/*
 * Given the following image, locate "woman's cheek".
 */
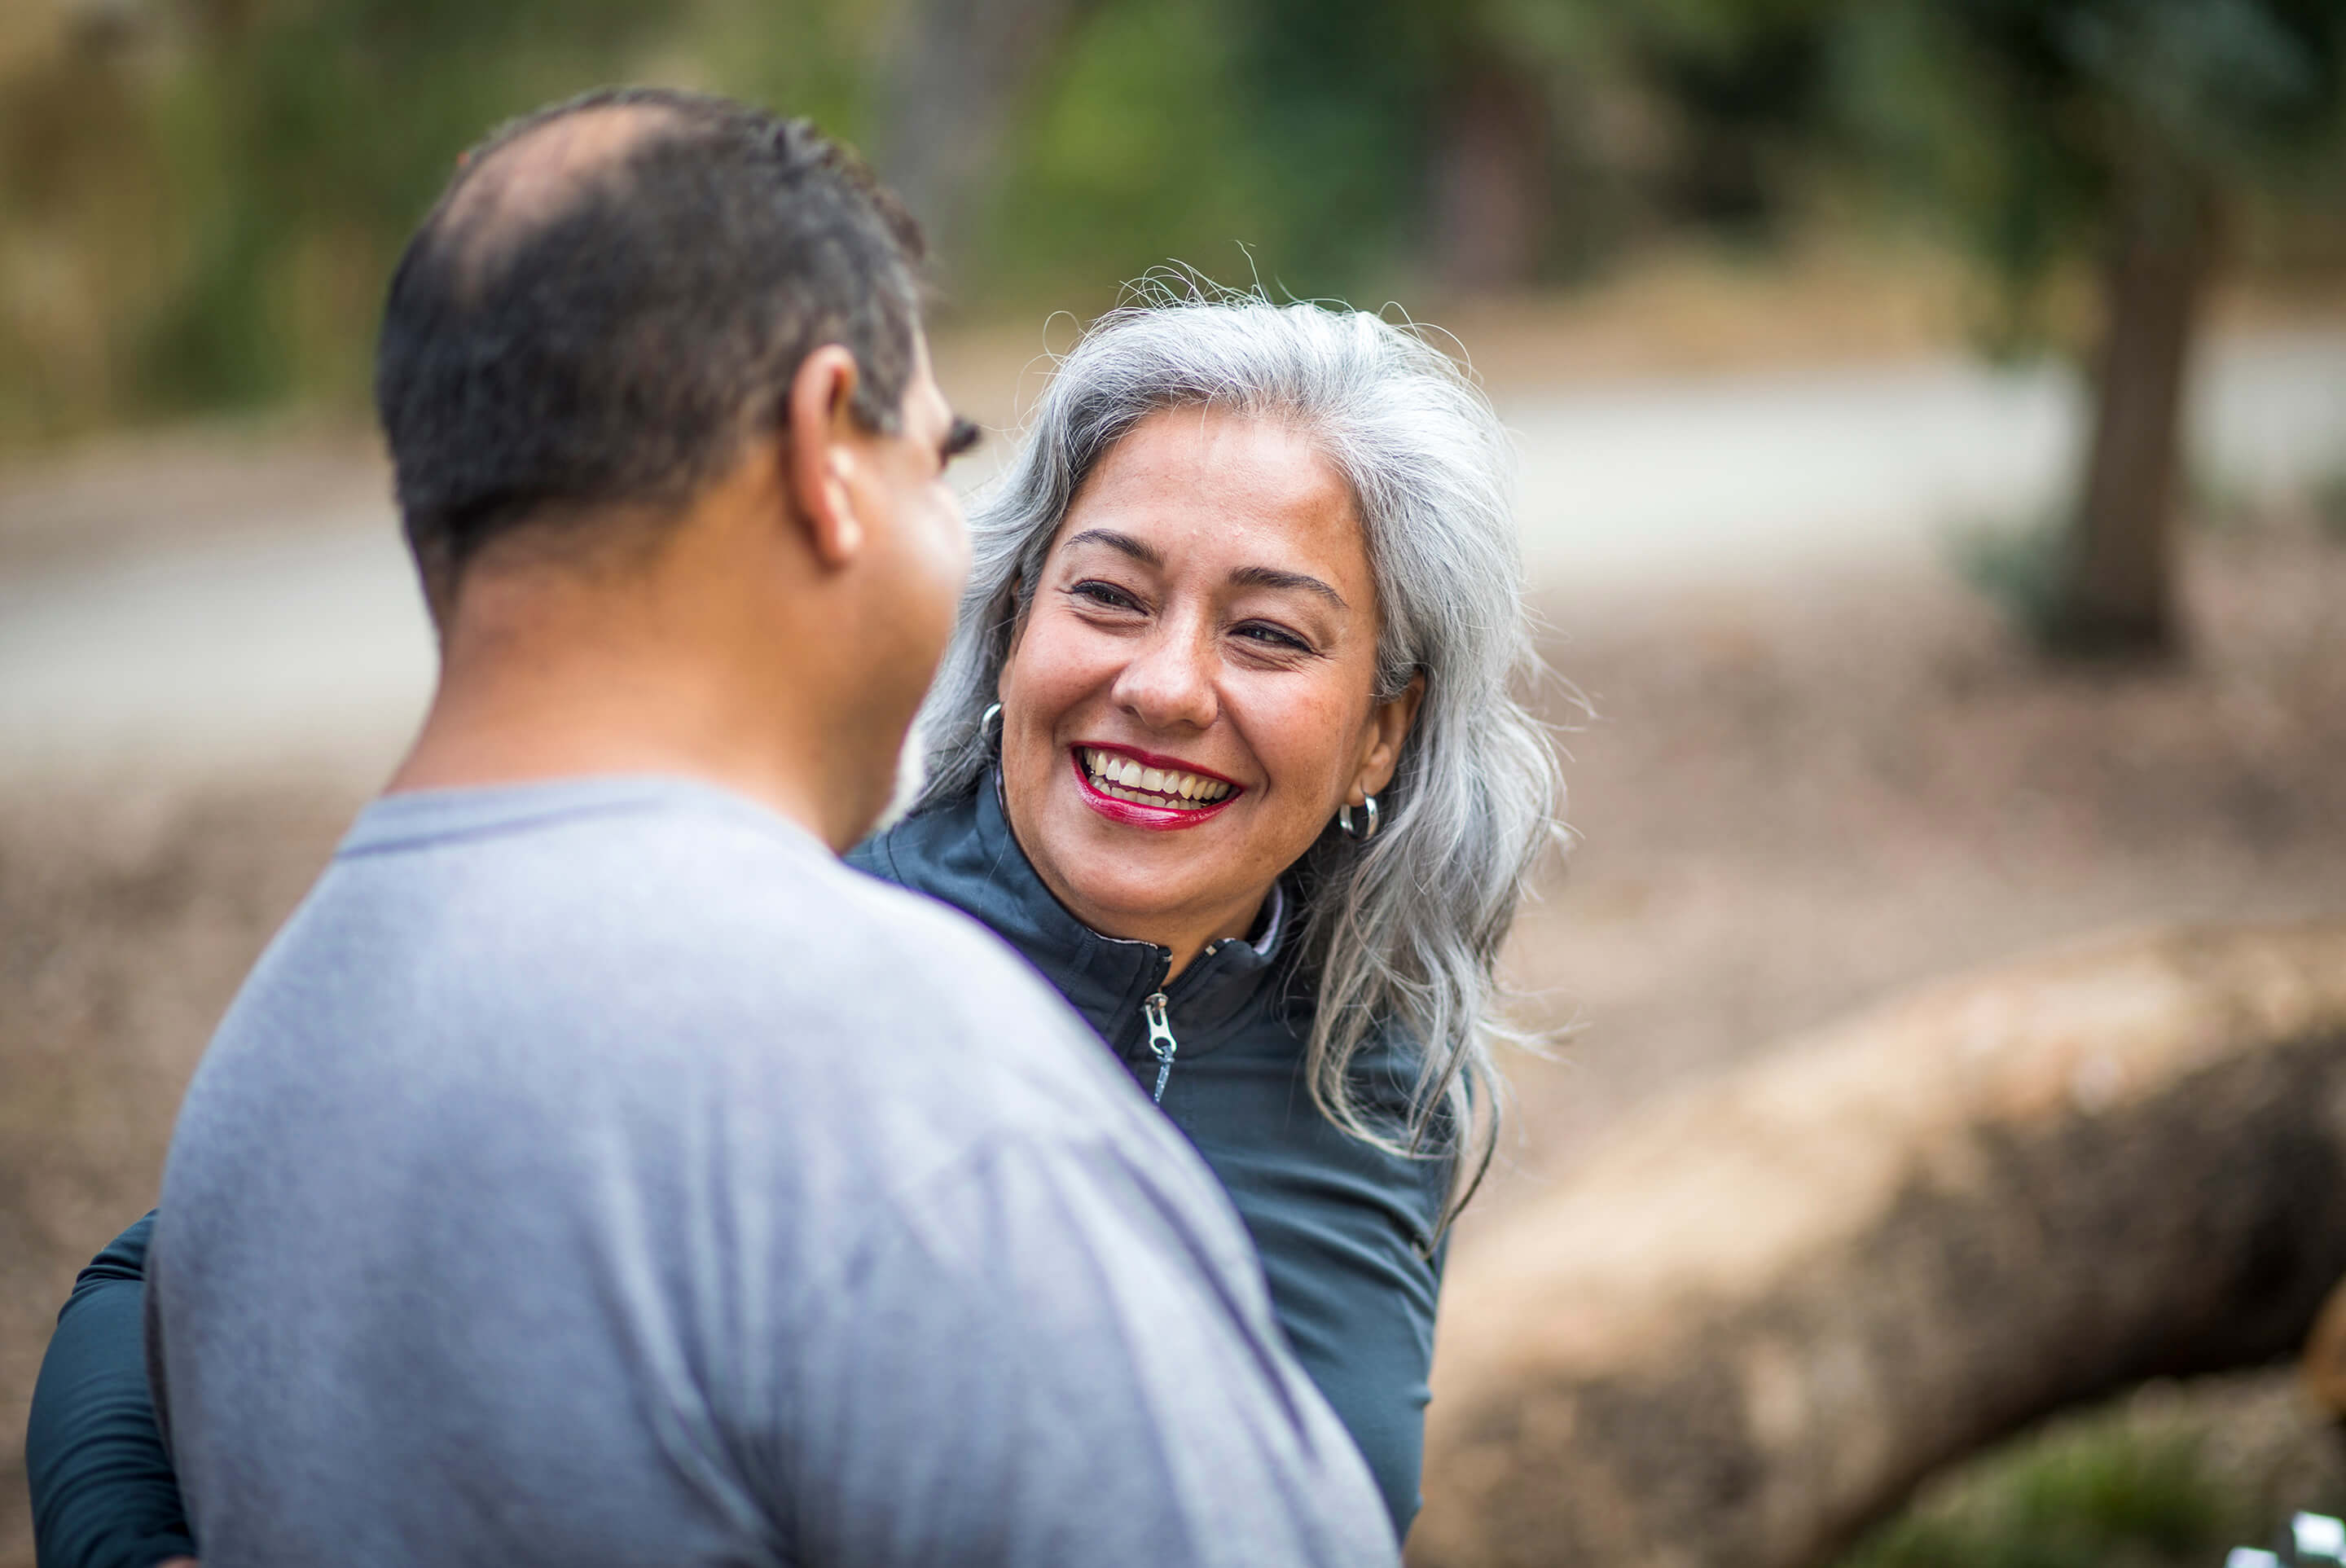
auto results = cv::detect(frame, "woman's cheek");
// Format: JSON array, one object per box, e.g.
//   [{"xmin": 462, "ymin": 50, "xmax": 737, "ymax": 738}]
[{"xmin": 1254, "ymin": 682, "xmax": 1361, "ymax": 801}]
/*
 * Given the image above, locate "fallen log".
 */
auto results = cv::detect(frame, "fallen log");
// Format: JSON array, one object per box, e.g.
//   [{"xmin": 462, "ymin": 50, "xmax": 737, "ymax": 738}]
[{"xmin": 1414, "ymin": 920, "xmax": 2346, "ymax": 1568}]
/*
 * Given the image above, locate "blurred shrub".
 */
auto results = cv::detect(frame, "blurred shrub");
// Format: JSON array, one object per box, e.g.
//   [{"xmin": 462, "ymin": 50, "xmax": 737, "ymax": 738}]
[
  {"xmin": 1945, "ymin": 510, "xmax": 2072, "ymax": 637},
  {"xmin": 1839, "ymin": 1423, "xmax": 2239, "ymax": 1568},
  {"xmin": 2316, "ymin": 469, "xmax": 2346, "ymax": 542},
  {"xmin": 1838, "ymin": 1369, "xmax": 2346, "ymax": 1568}
]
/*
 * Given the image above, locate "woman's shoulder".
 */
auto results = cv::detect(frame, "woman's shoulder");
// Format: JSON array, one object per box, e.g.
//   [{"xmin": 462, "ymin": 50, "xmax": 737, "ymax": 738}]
[{"xmin": 846, "ymin": 788, "xmax": 985, "ymax": 895}]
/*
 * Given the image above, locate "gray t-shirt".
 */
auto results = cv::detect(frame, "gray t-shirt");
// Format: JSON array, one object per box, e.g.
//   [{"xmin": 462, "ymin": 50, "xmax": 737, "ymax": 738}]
[{"xmin": 149, "ymin": 779, "xmax": 1394, "ymax": 1566}]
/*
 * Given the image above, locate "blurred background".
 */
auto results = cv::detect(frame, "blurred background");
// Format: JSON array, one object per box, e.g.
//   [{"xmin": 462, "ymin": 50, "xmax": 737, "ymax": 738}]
[{"xmin": 3, "ymin": 1, "xmax": 2345, "ymax": 1563}]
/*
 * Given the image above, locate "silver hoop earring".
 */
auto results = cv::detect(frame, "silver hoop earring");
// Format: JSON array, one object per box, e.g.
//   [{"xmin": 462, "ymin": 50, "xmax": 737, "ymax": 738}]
[
  {"xmin": 980, "ymin": 703, "xmax": 1003, "ymax": 743},
  {"xmin": 1338, "ymin": 794, "xmax": 1379, "ymax": 841}
]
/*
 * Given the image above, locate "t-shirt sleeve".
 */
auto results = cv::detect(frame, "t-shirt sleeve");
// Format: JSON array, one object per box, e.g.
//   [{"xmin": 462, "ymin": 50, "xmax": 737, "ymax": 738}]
[
  {"xmin": 27, "ymin": 1212, "xmax": 199, "ymax": 1568},
  {"xmin": 769, "ymin": 1137, "xmax": 1398, "ymax": 1568}
]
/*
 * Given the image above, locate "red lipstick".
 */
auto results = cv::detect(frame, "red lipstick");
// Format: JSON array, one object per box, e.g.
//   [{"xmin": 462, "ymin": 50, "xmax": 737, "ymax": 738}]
[{"xmin": 1070, "ymin": 745, "xmax": 1241, "ymax": 832}]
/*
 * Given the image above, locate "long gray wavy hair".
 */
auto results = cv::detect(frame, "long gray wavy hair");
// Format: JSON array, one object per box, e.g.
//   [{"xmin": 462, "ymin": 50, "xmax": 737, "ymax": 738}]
[{"xmin": 914, "ymin": 284, "xmax": 1562, "ymax": 1218}]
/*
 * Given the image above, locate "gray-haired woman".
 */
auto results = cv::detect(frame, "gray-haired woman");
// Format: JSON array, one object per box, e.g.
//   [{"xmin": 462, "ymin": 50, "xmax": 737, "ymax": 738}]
[
  {"xmin": 875, "ymin": 290, "xmax": 1561, "ymax": 1531},
  {"xmin": 27, "ymin": 291, "xmax": 1560, "ymax": 1555}
]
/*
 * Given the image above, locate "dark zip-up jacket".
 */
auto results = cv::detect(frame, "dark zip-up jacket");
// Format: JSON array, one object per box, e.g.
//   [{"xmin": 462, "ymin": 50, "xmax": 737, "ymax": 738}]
[
  {"xmin": 855, "ymin": 779, "xmax": 1450, "ymax": 1532},
  {"xmin": 25, "ymin": 776, "xmax": 1447, "ymax": 1565}
]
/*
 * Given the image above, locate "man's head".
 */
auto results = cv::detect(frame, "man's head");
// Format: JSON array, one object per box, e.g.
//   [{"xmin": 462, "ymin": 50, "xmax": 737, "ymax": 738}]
[{"xmin": 376, "ymin": 90, "xmax": 978, "ymax": 843}]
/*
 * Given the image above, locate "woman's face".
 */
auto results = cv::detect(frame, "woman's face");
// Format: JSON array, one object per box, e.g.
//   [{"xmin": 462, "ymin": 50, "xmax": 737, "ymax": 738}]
[{"xmin": 996, "ymin": 407, "xmax": 1421, "ymax": 973}]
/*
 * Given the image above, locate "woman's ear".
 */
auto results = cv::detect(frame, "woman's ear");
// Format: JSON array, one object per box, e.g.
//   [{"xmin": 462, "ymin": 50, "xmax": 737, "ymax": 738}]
[
  {"xmin": 1351, "ymin": 672, "xmax": 1426, "ymax": 804},
  {"xmin": 783, "ymin": 345, "xmax": 868, "ymax": 569}
]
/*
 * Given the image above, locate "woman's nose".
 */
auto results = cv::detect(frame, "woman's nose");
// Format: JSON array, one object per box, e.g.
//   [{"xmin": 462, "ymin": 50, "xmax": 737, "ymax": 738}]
[{"xmin": 1111, "ymin": 626, "xmax": 1219, "ymax": 731}]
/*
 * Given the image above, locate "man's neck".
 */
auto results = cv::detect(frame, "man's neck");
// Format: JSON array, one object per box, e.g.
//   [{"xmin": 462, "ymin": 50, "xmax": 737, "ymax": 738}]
[{"xmin": 389, "ymin": 586, "xmax": 843, "ymax": 846}]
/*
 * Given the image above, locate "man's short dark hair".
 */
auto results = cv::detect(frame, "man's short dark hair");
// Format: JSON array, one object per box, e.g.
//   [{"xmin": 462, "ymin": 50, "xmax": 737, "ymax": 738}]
[{"xmin": 375, "ymin": 87, "xmax": 925, "ymax": 601}]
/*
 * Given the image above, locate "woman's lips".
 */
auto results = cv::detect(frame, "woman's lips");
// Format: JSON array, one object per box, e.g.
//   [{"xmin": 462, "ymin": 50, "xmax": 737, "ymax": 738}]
[{"xmin": 1070, "ymin": 748, "xmax": 1240, "ymax": 831}]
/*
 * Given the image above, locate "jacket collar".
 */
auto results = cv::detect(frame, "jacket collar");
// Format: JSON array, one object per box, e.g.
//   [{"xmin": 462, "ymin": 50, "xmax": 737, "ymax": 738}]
[{"xmin": 856, "ymin": 774, "xmax": 1299, "ymax": 1058}]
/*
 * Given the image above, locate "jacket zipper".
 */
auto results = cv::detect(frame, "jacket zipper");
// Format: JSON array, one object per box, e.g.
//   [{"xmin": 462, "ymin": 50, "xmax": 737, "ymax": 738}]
[
  {"xmin": 1136, "ymin": 934, "xmax": 1237, "ymax": 1103},
  {"xmin": 1141, "ymin": 990, "xmax": 1179, "ymax": 1102}
]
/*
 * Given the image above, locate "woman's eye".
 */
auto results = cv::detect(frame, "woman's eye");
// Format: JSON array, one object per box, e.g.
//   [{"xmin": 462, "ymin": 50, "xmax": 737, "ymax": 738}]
[
  {"xmin": 1235, "ymin": 622, "xmax": 1311, "ymax": 653},
  {"xmin": 1069, "ymin": 581, "xmax": 1142, "ymax": 612}
]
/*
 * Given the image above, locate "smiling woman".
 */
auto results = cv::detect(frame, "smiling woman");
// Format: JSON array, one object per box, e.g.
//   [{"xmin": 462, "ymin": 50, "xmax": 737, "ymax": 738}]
[
  {"xmin": 862, "ymin": 285, "xmax": 1565, "ymax": 1535},
  {"xmin": 999, "ymin": 408, "xmax": 1426, "ymax": 980}
]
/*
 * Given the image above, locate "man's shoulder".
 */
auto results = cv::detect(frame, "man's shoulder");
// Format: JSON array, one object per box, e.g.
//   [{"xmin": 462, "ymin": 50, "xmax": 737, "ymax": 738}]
[
  {"xmin": 355, "ymin": 780, "xmax": 1044, "ymax": 1003},
  {"xmin": 192, "ymin": 778, "xmax": 1167, "ymax": 1227},
  {"xmin": 250, "ymin": 781, "xmax": 1104, "ymax": 1110}
]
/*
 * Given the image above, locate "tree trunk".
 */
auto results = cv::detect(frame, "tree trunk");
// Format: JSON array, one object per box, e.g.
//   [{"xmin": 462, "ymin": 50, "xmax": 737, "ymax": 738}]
[
  {"xmin": 871, "ymin": 0, "xmax": 1106, "ymax": 283},
  {"xmin": 2049, "ymin": 147, "xmax": 2218, "ymax": 659},
  {"xmin": 1430, "ymin": 55, "xmax": 1550, "ymax": 292},
  {"xmin": 1411, "ymin": 920, "xmax": 2346, "ymax": 1568}
]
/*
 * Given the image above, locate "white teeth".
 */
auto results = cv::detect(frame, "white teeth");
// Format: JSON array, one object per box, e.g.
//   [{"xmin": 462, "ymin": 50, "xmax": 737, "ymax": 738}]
[{"xmin": 1081, "ymin": 750, "xmax": 1237, "ymax": 808}]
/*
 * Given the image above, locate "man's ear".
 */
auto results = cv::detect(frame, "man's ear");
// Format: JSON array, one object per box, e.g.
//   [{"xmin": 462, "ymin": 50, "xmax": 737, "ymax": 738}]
[
  {"xmin": 1351, "ymin": 672, "xmax": 1426, "ymax": 804},
  {"xmin": 783, "ymin": 345, "xmax": 868, "ymax": 569}
]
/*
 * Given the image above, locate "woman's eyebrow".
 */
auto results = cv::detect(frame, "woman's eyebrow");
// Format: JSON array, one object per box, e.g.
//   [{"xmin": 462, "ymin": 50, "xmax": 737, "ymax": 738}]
[
  {"xmin": 1061, "ymin": 529, "xmax": 1347, "ymax": 609},
  {"xmin": 1061, "ymin": 527, "xmax": 1162, "ymax": 568},
  {"xmin": 1229, "ymin": 563, "xmax": 1347, "ymax": 610}
]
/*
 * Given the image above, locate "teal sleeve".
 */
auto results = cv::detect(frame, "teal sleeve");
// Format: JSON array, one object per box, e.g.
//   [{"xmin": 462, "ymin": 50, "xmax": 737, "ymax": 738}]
[{"xmin": 27, "ymin": 1212, "xmax": 197, "ymax": 1568}]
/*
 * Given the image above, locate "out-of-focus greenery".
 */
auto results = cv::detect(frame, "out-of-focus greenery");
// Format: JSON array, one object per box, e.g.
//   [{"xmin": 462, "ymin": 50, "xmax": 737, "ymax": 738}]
[
  {"xmin": 2, "ymin": 0, "xmax": 2340, "ymax": 450},
  {"xmin": 1829, "ymin": 0, "xmax": 2346, "ymax": 355},
  {"xmin": 2315, "ymin": 470, "xmax": 2346, "ymax": 542},
  {"xmin": 0, "ymin": 0, "xmax": 882, "ymax": 446},
  {"xmin": 1946, "ymin": 508, "xmax": 2073, "ymax": 631},
  {"xmin": 1839, "ymin": 1424, "xmax": 2239, "ymax": 1568},
  {"xmin": 1834, "ymin": 1374, "xmax": 2346, "ymax": 1568},
  {"xmin": 0, "ymin": 0, "xmax": 1877, "ymax": 446}
]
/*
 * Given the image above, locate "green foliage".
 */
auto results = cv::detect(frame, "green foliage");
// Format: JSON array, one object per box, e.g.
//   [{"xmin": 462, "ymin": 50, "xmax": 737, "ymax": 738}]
[
  {"xmin": 1828, "ymin": 0, "xmax": 2346, "ymax": 348},
  {"xmin": 974, "ymin": 1, "xmax": 1272, "ymax": 311},
  {"xmin": 131, "ymin": 0, "xmax": 681, "ymax": 415},
  {"xmin": 1222, "ymin": 0, "xmax": 1456, "ymax": 287},
  {"xmin": 4, "ymin": 0, "xmax": 2342, "ymax": 449},
  {"xmin": 0, "ymin": 0, "xmax": 881, "ymax": 444},
  {"xmin": 2315, "ymin": 468, "xmax": 2346, "ymax": 542},
  {"xmin": 1945, "ymin": 508, "xmax": 2072, "ymax": 637},
  {"xmin": 1839, "ymin": 1421, "xmax": 2243, "ymax": 1568},
  {"xmin": 972, "ymin": 0, "xmax": 1465, "ymax": 310}
]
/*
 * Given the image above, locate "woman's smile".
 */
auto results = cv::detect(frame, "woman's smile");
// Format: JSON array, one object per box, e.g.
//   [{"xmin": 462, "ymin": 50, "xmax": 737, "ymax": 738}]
[{"xmin": 1071, "ymin": 743, "xmax": 1241, "ymax": 829}]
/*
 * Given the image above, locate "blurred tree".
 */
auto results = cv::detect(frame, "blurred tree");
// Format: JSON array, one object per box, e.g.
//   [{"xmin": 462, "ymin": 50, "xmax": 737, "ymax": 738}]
[
  {"xmin": 1833, "ymin": 0, "xmax": 2345, "ymax": 658},
  {"xmin": 1486, "ymin": 0, "xmax": 1833, "ymax": 259},
  {"xmin": 1492, "ymin": 0, "xmax": 2343, "ymax": 658},
  {"xmin": 140, "ymin": 0, "xmax": 676, "ymax": 413},
  {"xmin": 9, "ymin": 0, "xmax": 2340, "ymax": 472},
  {"xmin": 872, "ymin": 0, "xmax": 1109, "ymax": 276},
  {"xmin": 1427, "ymin": 38, "xmax": 1552, "ymax": 291}
]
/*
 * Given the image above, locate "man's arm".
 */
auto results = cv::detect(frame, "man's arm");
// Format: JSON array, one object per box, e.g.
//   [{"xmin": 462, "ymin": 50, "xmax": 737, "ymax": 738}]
[
  {"xmin": 775, "ymin": 1136, "xmax": 1398, "ymax": 1567},
  {"xmin": 27, "ymin": 1212, "xmax": 200, "ymax": 1568}
]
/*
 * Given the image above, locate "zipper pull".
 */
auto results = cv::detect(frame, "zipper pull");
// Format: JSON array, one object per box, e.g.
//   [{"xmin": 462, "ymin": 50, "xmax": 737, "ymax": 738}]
[{"xmin": 1141, "ymin": 991, "xmax": 1179, "ymax": 1103}]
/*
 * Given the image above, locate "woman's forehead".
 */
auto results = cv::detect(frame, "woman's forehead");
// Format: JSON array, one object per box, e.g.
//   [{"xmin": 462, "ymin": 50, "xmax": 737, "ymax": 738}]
[{"xmin": 1059, "ymin": 408, "xmax": 1366, "ymax": 577}]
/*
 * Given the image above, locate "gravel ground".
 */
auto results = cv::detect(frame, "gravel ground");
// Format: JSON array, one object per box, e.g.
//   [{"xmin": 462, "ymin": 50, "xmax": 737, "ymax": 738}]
[{"xmin": 3, "ymin": 512, "xmax": 2343, "ymax": 1562}]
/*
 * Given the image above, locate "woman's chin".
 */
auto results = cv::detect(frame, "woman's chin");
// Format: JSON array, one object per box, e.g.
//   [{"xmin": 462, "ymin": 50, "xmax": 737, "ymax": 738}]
[{"xmin": 1047, "ymin": 858, "xmax": 1228, "ymax": 943}]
